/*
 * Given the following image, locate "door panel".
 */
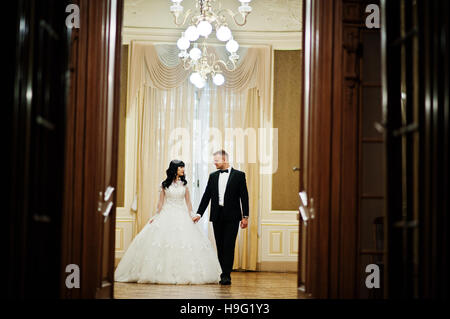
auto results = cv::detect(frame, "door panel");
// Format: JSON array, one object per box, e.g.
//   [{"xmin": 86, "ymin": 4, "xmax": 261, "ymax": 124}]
[
  {"xmin": 8, "ymin": 0, "xmax": 71, "ymax": 299},
  {"xmin": 61, "ymin": 0, "xmax": 123, "ymax": 299},
  {"xmin": 381, "ymin": 0, "xmax": 450, "ymax": 299},
  {"xmin": 300, "ymin": 0, "xmax": 384, "ymax": 298}
]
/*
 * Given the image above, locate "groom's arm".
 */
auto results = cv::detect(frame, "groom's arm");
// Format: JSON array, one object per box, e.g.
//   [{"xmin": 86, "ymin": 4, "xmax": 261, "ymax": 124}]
[
  {"xmin": 196, "ymin": 174, "xmax": 213, "ymax": 217},
  {"xmin": 240, "ymin": 172, "xmax": 249, "ymax": 218}
]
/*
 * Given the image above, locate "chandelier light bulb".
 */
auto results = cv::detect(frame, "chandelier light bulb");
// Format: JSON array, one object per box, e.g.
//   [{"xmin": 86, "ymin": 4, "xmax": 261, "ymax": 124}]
[
  {"xmin": 213, "ymin": 73, "xmax": 225, "ymax": 86},
  {"xmin": 185, "ymin": 25, "xmax": 199, "ymax": 41},
  {"xmin": 226, "ymin": 39, "xmax": 239, "ymax": 53},
  {"xmin": 190, "ymin": 72, "xmax": 206, "ymax": 89},
  {"xmin": 238, "ymin": 0, "xmax": 252, "ymax": 14},
  {"xmin": 169, "ymin": 1, "xmax": 184, "ymax": 18},
  {"xmin": 238, "ymin": 5, "xmax": 252, "ymax": 14},
  {"xmin": 190, "ymin": 72, "xmax": 202, "ymax": 85},
  {"xmin": 195, "ymin": 79, "xmax": 206, "ymax": 88},
  {"xmin": 189, "ymin": 47, "xmax": 202, "ymax": 60},
  {"xmin": 197, "ymin": 20, "xmax": 212, "ymax": 37},
  {"xmin": 177, "ymin": 36, "xmax": 190, "ymax": 50},
  {"xmin": 170, "ymin": 4, "xmax": 183, "ymax": 15},
  {"xmin": 216, "ymin": 25, "xmax": 232, "ymax": 42},
  {"xmin": 169, "ymin": 0, "xmax": 252, "ymax": 89}
]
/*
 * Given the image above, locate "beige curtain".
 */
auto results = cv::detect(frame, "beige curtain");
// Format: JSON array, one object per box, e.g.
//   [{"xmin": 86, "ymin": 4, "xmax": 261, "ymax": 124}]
[
  {"xmin": 207, "ymin": 86, "xmax": 261, "ymax": 271},
  {"xmin": 128, "ymin": 41, "xmax": 271, "ymax": 116},
  {"xmin": 134, "ymin": 85, "xmax": 196, "ymax": 233},
  {"xmin": 236, "ymin": 89, "xmax": 260, "ymax": 271},
  {"xmin": 127, "ymin": 41, "xmax": 271, "ymax": 271}
]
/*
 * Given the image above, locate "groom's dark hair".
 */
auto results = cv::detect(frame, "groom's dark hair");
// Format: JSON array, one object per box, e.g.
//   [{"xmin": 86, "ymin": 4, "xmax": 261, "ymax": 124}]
[{"xmin": 213, "ymin": 149, "xmax": 229, "ymax": 159}]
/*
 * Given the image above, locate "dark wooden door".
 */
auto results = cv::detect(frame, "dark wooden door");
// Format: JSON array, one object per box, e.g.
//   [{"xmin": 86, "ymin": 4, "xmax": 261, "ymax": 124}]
[
  {"xmin": 300, "ymin": 0, "xmax": 335, "ymax": 298},
  {"xmin": 94, "ymin": 0, "xmax": 122, "ymax": 299},
  {"xmin": 8, "ymin": 0, "xmax": 123, "ymax": 299},
  {"xmin": 300, "ymin": 0, "xmax": 384, "ymax": 298},
  {"xmin": 301, "ymin": 0, "xmax": 449, "ymax": 299},
  {"xmin": 7, "ymin": 0, "xmax": 71, "ymax": 299},
  {"xmin": 61, "ymin": 0, "xmax": 123, "ymax": 299},
  {"xmin": 381, "ymin": 0, "xmax": 450, "ymax": 299}
]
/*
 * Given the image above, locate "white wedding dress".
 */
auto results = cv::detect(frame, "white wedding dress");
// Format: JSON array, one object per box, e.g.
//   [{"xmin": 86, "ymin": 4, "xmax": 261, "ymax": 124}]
[{"xmin": 114, "ymin": 180, "xmax": 222, "ymax": 284}]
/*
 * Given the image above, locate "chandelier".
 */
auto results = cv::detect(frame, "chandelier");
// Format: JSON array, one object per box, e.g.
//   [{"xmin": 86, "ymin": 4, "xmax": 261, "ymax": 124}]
[{"xmin": 169, "ymin": 0, "xmax": 252, "ymax": 88}]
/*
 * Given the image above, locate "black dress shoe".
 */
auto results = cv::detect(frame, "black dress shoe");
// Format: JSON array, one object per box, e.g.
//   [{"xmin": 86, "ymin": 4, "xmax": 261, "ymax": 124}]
[
  {"xmin": 219, "ymin": 275, "xmax": 231, "ymax": 285},
  {"xmin": 219, "ymin": 278, "xmax": 231, "ymax": 285}
]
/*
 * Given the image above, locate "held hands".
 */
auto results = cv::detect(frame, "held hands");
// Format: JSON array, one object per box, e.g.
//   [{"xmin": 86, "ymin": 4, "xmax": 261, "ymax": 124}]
[{"xmin": 189, "ymin": 211, "xmax": 200, "ymax": 223}]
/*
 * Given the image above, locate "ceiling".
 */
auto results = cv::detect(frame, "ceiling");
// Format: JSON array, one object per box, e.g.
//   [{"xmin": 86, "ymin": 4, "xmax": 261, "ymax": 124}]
[
  {"xmin": 124, "ymin": 0, "xmax": 301, "ymax": 32},
  {"xmin": 123, "ymin": 0, "xmax": 302, "ymax": 49}
]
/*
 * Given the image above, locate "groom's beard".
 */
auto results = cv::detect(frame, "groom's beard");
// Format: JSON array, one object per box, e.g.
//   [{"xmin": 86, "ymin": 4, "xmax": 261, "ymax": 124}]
[{"xmin": 215, "ymin": 164, "xmax": 229, "ymax": 170}]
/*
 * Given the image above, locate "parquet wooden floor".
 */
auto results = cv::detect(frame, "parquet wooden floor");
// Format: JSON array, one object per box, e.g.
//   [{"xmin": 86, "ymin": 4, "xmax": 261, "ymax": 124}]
[{"xmin": 114, "ymin": 271, "xmax": 311, "ymax": 299}]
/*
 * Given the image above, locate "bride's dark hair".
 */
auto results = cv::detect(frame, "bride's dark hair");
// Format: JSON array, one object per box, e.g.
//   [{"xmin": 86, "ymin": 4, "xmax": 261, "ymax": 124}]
[{"xmin": 162, "ymin": 160, "xmax": 187, "ymax": 189}]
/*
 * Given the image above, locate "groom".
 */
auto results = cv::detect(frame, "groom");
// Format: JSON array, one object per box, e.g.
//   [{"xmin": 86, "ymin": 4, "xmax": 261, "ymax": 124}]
[{"xmin": 193, "ymin": 150, "xmax": 249, "ymax": 285}]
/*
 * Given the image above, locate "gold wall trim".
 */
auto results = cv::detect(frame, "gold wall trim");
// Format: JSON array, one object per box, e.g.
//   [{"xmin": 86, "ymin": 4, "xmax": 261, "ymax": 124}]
[
  {"xmin": 115, "ymin": 228, "xmax": 124, "ymax": 251},
  {"xmin": 269, "ymin": 231, "xmax": 283, "ymax": 254},
  {"xmin": 289, "ymin": 231, "xmax": 299, "ymax": 255}
]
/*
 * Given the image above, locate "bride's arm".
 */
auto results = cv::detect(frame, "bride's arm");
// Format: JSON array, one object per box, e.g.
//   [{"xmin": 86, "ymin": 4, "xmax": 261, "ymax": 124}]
[
  {"xmin": 149, "ymin": 186, "xmax": 165, "ymax": 223},
  {"xmin": 185, "ymin": 186, "xmax": 194, "ymax": 217},
  {"xmin": 156, "ymin": 186, "xmax": 165, "ymax": 214}
]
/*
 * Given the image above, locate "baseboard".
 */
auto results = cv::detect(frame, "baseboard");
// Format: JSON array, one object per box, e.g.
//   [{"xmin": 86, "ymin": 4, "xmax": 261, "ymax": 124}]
[{"xmin": 256, "ymin": 261, "xmax": 298, "ymax": 272}]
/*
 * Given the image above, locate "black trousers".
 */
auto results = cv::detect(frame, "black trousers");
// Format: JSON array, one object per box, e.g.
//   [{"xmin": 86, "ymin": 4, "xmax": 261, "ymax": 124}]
[{"xmin": 212, "ymin": 206, "xmax": 240, "ymax": 277}]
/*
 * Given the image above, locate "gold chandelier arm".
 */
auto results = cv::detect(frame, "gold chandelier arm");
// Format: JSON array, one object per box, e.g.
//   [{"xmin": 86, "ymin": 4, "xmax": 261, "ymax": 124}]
[
  {"xmin": 218, "ymin": 8, "xmax": 249, "ymax": 27},
  {"xmin": 173, "ymin": 9, "xmax": 193, "ymax": 27},
  {"xmin": 215, "ymin": 58, "xmax": 236, "ymax": 72},
  {"xmin": 183, "ymin": 58, "xmax": 195, "ymax": 70}
]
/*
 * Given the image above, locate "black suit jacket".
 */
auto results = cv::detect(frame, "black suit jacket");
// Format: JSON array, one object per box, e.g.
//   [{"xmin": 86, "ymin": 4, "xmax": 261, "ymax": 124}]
[{"xmin": 196, "ymin": 168, "xmax": 249, "ymax": 223}]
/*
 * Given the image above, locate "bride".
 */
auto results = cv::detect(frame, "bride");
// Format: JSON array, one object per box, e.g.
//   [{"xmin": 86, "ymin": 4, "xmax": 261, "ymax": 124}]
[{"xmin": 114, "ymin": 160, "xmax": 222, "ymax": 284}]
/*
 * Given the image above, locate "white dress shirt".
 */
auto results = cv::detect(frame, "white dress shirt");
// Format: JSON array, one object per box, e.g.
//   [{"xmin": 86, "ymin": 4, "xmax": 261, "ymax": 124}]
[{"xmin": 218, "ymin": 166, "xmax": 232, "ymax": 206}]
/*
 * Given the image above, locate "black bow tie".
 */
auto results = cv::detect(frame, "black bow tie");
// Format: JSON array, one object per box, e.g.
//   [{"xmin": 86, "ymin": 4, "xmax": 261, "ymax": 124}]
[{"xmin": 219, "ymin": 169, "xmax": 229, "ymax": 173}]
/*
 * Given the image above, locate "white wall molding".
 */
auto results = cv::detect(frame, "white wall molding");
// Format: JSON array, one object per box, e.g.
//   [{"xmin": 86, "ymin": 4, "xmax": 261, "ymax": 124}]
[
  {"xmin": 260, "ymin": 224, "xmax": 299, "ymax": 262},
  {"xmin": 271, "ymin": 210, "xmax": 299, "ymax": 214},
  {"xmin": 261, "ymin": 220, "xmax": 299, "ymax": 226}
]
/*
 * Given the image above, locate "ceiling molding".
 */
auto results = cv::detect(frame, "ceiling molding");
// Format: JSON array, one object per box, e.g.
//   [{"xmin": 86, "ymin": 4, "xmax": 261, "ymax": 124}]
[{"xmin": 122, "ymin": 27, "xmax": 302, "ymax": 50}]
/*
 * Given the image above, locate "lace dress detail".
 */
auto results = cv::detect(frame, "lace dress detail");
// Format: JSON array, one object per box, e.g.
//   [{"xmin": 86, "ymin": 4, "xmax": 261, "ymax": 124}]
[{"xmin": 114, "ymin": 181, "xmax": 221, "ymax": 284}]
